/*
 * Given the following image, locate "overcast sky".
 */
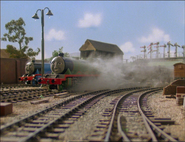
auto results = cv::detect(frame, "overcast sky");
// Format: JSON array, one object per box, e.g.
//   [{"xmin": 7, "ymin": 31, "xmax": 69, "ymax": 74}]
[{"xmin": 1, "ymin": 1, "xmax": 185, "ymax": 61}]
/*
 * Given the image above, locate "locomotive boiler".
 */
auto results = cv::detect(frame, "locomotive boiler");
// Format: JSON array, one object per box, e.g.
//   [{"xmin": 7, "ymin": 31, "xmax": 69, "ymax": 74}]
[
  {"xmin": 19, "ymin": 59, "xmax": 51, "ymax": 85},
  {"xmin": 38, "ymin": 53, "xmax": 99, "ymax": 91}
]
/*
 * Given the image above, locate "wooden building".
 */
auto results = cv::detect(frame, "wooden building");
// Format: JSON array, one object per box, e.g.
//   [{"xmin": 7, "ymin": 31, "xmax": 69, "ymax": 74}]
[
  {"xmin": 174, "ymin": 63, "xmax": 185, "ymax": 80},
  {"xmin": 79, "ymin": 39, "xmax": 124, "ymax": 60}
]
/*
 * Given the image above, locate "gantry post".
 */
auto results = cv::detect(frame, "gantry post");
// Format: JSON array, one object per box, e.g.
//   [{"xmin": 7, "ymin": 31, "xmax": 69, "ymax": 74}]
[
  {"xmin": 153, "ymin": 42, "xmax": 160, "ymax": 58},
  {"xmin": 159, "ymin": 44, "xmax": 167, "ymax": 58},
  {"xmin": 140, "ymin": 45, "xmax": 146, "ymax": 59},
  {"xmin": 182, "ymin": 45, "xmax": 185, "ymax": 57},
  {"xmin": 174, "ymin": 42, "xmax": 180, "ymax": 57},
  {"xmin": 167, "ymin": 41, "xmax": 174, "ymax": 58},
  {"xmin": 147, "ymin": 43, "xmax": 153, "ymax": 59}
]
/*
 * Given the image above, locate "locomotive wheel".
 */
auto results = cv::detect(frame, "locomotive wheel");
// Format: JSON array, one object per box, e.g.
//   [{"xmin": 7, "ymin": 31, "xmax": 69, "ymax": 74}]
[
  {"xmin": 47, "ymin": 85, "xmax": 55, "ymax": 92},
  {"xmin": 26, "ymin": 81, "xmax": 31, "ymax": 85},
  {"xmin": 47, "ymin": 85, "xmax": 51, "ymax": 91}
]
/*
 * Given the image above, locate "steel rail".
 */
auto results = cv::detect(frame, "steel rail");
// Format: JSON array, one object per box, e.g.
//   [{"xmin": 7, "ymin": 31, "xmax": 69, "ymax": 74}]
[
  {"xmin": 104, "ymin": 91, "xmax": 126, "ymax": 142},
  {"xmin": 20, "ymin": 89, "xmax": 129, "ymax": 142},
  {"xmin": 104, "ymin": 87, "xmax": 149, "ymax": 142},
  {"xmin": 137, "ymin": 89, "xmax": 159, "ymax": 142},
  {"xmin": 19, "ymin": 92, "xmax": 103, "ymax": 142},
  {"xmin": 0, "ymin": 90, "xmax": 106, "ymax": 134},
  {"xmin": 117, "ymin": 113, "xmax": 130, "ymax": 142},
  {"xmin": 138, "ymin": 90, "xmax": 178, "ymax": 142},
  {"xmin": 1, "ymin": 90, "xmax": 115, "ymax": 142}
]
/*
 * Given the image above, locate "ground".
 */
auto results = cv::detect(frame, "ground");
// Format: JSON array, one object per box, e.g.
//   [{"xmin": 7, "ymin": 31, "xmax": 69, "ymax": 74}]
[{"xmin": 0, "ymin": 89, "xmax": 185, "ymax": 141}]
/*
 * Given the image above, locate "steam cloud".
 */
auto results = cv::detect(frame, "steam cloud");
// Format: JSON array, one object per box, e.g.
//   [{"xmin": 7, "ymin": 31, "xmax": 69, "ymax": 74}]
[{"xmin": 69, "ymin": 56, "xmax": 173, "ymax": 92}]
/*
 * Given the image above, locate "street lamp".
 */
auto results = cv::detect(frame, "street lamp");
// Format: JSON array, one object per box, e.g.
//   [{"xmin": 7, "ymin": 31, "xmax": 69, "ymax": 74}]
[{"xmin": 32, "ymin": 7, "xmax": 53, "ymax": 77}]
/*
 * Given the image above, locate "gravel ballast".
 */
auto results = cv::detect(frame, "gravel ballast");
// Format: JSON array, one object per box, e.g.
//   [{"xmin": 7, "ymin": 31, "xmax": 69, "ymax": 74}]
[
  {"xmin": 0, "ymin": 92, "xmax": 78, "ymax": 127},
  {"xmin": 147, "ymin": 91, "xmax": 185, "ymax": 141},
  {"xmin": 58, "ymin": 95, "xmax": 118, "ymax": 141},
  {"xmin": 0, "ymin": 89, "xmax": 184, "ymax": 141}
]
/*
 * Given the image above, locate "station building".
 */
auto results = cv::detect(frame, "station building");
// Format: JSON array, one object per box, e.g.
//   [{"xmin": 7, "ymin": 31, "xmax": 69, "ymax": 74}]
[{"xmin": 79, "ymin": 39, "xmax": 124, "ymax": 60}]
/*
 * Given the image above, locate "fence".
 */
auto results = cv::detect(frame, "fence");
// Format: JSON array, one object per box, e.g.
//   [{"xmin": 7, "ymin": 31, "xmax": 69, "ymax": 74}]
[{"xmin": 0, "ymin": 58, "xmax": 28, "ymax": 84}]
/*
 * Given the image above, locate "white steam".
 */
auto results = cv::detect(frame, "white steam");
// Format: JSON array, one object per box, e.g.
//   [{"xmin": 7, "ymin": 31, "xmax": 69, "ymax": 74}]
[{"xmin": 69, "ymin": 57, "xmax": 173, "ymax": 92}]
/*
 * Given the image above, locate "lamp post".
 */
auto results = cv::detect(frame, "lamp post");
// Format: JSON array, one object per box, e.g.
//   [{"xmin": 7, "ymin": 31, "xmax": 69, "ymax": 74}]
[{"xmin": 32, "ymin": 7, "xmax": 53, "ymax": 77}]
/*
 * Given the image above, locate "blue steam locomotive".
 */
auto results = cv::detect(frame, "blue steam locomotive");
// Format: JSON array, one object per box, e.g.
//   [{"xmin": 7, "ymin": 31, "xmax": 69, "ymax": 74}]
[{"xmin": 19, "ymin": 59, "xmax": 51, "ymax": 85}]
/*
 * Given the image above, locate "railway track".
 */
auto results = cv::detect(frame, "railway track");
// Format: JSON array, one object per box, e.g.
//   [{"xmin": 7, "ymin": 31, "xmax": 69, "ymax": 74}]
[
  {"xmin": 0, "ymin": 84, "xmax": 39, "ymax": 90},
  {"xmin": 0, "ymin": 87, "xmax": 143, "ymax": 142},
  {"xmin": 86, "ymin": 87, "xmax": 178, "ymax": 142},
  {"xmin": 0, "ymin": 89, "xmax": 107, "ymax": 142},
  {"xmin": 0, "ymin": 87, "xmax": 178, "ymax": 142},
  {"xmin": 138, "ymin": 91, "xmax": 178, "ymax": 141},
  {"xmin": 0, "ymin": 88, "xmax": 54, "ymax": 103}
]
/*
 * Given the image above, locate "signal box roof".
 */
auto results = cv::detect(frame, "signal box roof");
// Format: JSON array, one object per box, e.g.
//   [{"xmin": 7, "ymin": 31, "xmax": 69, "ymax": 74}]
[
  {"xmin": 174, "ymin": 63, "xmax": 185, "ymax": 66},
  {"xmin": 79, "ymin": 39, "xmax": 123, "ymax": 55}
]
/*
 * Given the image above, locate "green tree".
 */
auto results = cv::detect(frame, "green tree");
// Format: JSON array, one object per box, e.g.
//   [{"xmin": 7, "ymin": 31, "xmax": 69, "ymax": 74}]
[
  {"xmin": 49, "ymin": 47, "xmax": 69, "ymax": 61},
  {"xmin": 1, "ymin": 17, "xmax": 40, "ymax": 58}
]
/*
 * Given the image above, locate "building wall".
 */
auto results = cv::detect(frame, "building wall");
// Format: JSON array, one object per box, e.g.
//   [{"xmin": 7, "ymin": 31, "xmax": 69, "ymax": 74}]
[
  {"xmin": 81, "ymin": 50, "xmax": 123, "ymax": 61},
  {"xmin": 0, "ymin": 58, "xmax": 28, "ymax": 84},
  {"xmin": 80, "ymin": 51, "xmax": 95, "ymax": 59},
  {"xmin": 174, "ymin": 63, "xmax": 185, "ymax": 80}
]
